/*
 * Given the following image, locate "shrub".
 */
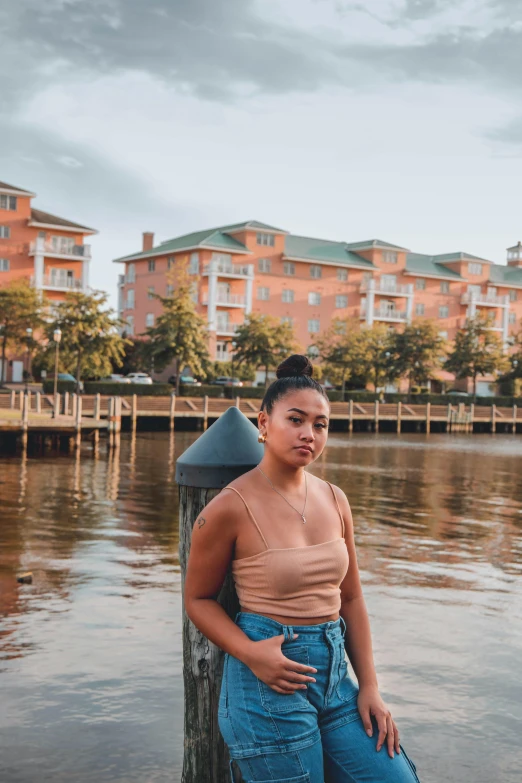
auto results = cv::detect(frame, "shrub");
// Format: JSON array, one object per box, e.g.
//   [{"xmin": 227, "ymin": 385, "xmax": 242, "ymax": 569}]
[
  {"xmin": 179, "ymin": 384, "xmax": 224, "ymax": 398},
  {"xmin": 223, "ymin": 386, "xmax": 265, "ymax": 399}
]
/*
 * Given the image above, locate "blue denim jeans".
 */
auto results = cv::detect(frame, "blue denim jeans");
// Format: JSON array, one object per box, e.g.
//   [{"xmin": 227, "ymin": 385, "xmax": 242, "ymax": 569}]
[{"xmin": 218, "ymin": 611, "xmax": 421, "ymax": 783}]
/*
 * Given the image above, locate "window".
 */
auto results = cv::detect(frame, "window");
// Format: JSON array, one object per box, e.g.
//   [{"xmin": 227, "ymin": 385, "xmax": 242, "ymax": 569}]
[
  {"xmin": 126, "ymin": 315, "xmax": 134, "ymax": 336},
  {"xmin": 334, "ymin": 268, "xmax": 347, "ymax": 282},
  {"xmin": 335, "ymin": 295, "xmax": 347, "ymax": 308},
  {"xmin": 284, "ymin": 261, "xmax": 295, "ymax": 276},
  {"xmin": 127, "ymin": 263, "xmax": 136, "ymax": 283},
  {"xmin": 167, "ymin": 257, "xmax": 175, "ymax": 270},
  {"xmin": 145, "ymin": 313, "xmax": 155, "ymax": 327},
  {"xmin": 380, "ymin": 274, "xmax": 397, "ymax": 291},
  {"xmin": 310, "ymin": 265, "xmax": 322, "ymax": 279},
  {"xmin": 166, "ymin": 283, "xmax": 174, "ymax": 297},
  {"xmin": 308, "ymin": 292, "xmax": 321, "ymax": 305},
  {"xmin": 50, "ymin": 235, "xmax": 74, "ymax": 255},
  {"xmin": 0, "ymin": 258, "xmax": 9, "ymax": 272},
  {"xmin": 308, "ymin": 344, "xmax": 320, "ymax": 358},
  {"xmin": 439, "ymin": 305, "xmax": 449, "ymax": 318},
  {"xmin": 148, "ymin": 259, "xmax": 156, "ymax": 272},
  {"xmin": 258, "ymin": 258, "xmax": 271, "ymax": 273},
  {"xmin": 256, "ymin": 232, "xmax": 275, "ymax": 247},
  {"xmin": 509, "ymin": 312, "xmax": 517, "ymax": 325},
  {"xmin": 308, "ymin": 318, "xmax": 320, "ymax": 333},
  {"xmin": 415, "ymin": 278, "xmax": 426, "ymax": 291},
  {"xmin": 439, "ymin": 330, "xmax": 448, "ymax": 340},
  {"xmin": 383, "ymin": 250, "xmax": 398, "ymax": 264},
  {"xmin": 282, "ymin": 289, "xmax": 294, "ymax": 303},
  {"xmin": 440, "ymin": 281, "xmax": 450, "ymax": 294},
  {"xmin": 0, "ymin": 195, "xmax": 17, "ymax": 210},
  {"xmin": 415, "ymin": 303, "xmax": 425, "ymax": 316},
  {"xmin": 126, "ymin": 289, "xmax": 135, "ymax": 309},
  {"xmin": 189, "ymin": 252, "xmax": 199, "ymax": 274},
  {"xmin": 257, "ymin": 286, "xmax": 270, "ymax": 301},
  {"xmin": 468, "ymin": 262, "xmax": 482, "ymax": 275},
  {"xmin": 148, "ymin": 286, "xmax": 155, "ymax": 299},
  {"xmin": 281, "ymin": 316, "xmax": 293, "ymax": 325},
  {"xmin": 0, "ymin": 226, "xmax": 11, "ymax": 239},
  {"xmin": 509, "ymin": 289, "xmax": 517, "ymax": 302}
]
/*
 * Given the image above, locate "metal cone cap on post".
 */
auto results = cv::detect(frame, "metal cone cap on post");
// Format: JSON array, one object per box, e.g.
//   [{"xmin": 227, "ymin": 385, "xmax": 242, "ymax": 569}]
[{"xmin": 175, "ymin": 406, "xmax": 264, "ymax": 488}]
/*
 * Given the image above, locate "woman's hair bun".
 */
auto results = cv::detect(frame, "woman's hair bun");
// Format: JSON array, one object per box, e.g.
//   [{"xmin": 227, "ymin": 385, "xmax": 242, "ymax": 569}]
[{"xmin": 276, "ymin": 354, "xmax": 314, "ymax": 379}]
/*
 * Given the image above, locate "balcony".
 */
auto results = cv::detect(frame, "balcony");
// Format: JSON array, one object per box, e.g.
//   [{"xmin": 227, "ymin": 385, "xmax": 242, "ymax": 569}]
[
  {"xmin": 361, "ymin": 304, "xmax": 408, "ymax": 322},
  {"xmin": 29, "ymin": 239, "xmax": 91, "ymax": 260},
  {"xmin": 216, "ymin": 322, "xmax": 241, "ymax": 336},
  {"xmin": 461, "ymin": 292, "xmax": 508, "ymax": 307},
  {"xmin": 202, "ymin": 293, "xmax": 246, "ymax": 307},
  {"xmin": 216, "ymin": 350, "xmax": 232, "ymax": 362},
  {"xmin": 31, "ymin": 274, "xmax": 83, "ymax": 292},
  {"xmin": 360, "ymin": 279, "xmax": 413, "ymax": 296},
  {"xmin": 203, "ymin": 261, "xmax": 252, "ymax": 277}
]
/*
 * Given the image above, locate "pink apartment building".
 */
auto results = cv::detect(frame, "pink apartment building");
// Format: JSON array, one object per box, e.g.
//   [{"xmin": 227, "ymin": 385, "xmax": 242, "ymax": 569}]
[{"xmin": 114, "ymin": 221, "xmax": 522, "ymax": 384}]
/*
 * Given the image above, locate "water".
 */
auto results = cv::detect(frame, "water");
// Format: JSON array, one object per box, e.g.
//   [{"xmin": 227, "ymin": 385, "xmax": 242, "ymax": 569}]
[{"xmin": 1, "ymin": 432, "xmax": 522, "ymax": 783}]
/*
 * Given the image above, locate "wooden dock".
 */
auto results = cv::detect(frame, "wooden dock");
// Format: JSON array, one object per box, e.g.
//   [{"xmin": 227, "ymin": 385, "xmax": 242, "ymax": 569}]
[{"xmin": 1, "ymin": 391, "xmax": 520, "ymax": 439}]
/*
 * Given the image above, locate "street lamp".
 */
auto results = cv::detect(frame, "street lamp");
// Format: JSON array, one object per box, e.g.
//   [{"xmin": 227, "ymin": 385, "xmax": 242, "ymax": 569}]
[
  {"xmin": 52, "ymin": 327, "xmax": 62, "ymax": 416},
  {"xmin": 25, "ymin": 328, "xmax": 33, "ymax": 393}
]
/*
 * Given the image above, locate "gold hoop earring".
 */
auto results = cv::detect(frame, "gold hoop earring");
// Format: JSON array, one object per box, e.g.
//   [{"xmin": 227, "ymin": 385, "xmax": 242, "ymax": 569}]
[{"xmin": 258, "ymin": 432, "xmax": 266, "ymax": 443}]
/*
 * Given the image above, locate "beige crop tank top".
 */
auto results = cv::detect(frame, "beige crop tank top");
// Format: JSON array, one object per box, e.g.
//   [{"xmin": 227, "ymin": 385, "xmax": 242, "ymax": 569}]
[{"xmin": 224, "ymin": 481, "xmax": 349, "ymax": 618}]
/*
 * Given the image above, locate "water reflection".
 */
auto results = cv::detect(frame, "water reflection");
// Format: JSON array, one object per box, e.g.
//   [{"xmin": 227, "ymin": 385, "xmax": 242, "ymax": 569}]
[{"xmin": 1, "ymin": 432, "xmax": 522, "ymax": 782}]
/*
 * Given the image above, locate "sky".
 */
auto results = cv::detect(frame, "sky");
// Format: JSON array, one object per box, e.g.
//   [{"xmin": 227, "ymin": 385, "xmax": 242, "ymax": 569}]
[{"xmin": 1, "ymin": 0, "xmax": 522, "ymax": 309}]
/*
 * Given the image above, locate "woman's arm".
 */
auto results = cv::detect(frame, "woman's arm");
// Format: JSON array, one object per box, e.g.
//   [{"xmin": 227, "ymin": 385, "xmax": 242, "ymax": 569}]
[
  {"xmin": 184, "ymin": 490, "xmax": 257, "ymax": 664},
  {"xmin": 334, "ymin": 485, "xmax": 378, "ymax": 687}
]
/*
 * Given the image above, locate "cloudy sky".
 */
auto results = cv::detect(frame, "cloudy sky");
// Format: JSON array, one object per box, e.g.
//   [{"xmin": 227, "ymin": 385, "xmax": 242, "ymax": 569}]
[{"xmin": 2, "ymin": 0, "xmax": 522, "ymax": 307}]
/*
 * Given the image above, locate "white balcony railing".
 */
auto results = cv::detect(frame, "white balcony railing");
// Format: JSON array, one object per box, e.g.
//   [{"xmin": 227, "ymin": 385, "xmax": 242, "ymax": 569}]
[
  {"xmin": 216, "ymin": 351, "xmax": 232, "ymax": 362},
  {"xmin": 202, "ymin": 293, "xmax": 246, "ymax": 306},
  {"xmin": 361, "ymin": 304, "xmax": 408, "ymax": 321},
  {"xmin": 29, "ymin": 239, "xmax": 91, "ymax": 259},
  {"xmin": 360, "ymin": 279, "xmax": 412, "ymax": 295},
  {"xmin": 31, "ymin": 274, "xmax": 83, "ymax": 291},
  {"xmin": 461, "ymin": 292, "xmax": 508, "ymax": 306},
  {"xmin": 203, "ymin": 262, "xmax": 251, "ymax": 276},
  {"xmin": 216, "ymin": 322, "xmax": 241, "ymax": 335}
]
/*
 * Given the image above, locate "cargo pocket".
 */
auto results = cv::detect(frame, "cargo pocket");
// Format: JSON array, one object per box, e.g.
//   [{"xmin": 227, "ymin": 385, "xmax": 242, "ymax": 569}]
[
  {"xmin": 218, "ymin": 653, "xmax": 230, "ymax": 718},
  {"xmin": 258, "ymin": 646, "xmax": 311, "ymax": 713},
  {"xmin": 399, "ymin": 743, "xmax": 421, "ymax": 782},
  {"xmin": 335, "ymin": 652, "xmax": 359, "ymax": 706}
]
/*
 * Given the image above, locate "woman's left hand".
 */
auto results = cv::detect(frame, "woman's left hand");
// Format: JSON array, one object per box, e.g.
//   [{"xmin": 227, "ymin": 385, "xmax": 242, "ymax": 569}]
[{"xmin": 357, "ymin": 684, "xmax": 400, "ymax": 758}]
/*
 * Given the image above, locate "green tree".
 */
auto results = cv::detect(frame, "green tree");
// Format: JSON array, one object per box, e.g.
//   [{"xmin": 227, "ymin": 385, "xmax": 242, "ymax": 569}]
[
  {"xmin": 391, "ymin": 320, "xmax": 447, "ymax": 396},
  {"xmin": 39, "ymin": 290, "xmax": 129, "ymax": 391},
  {"xmin": 142, "ymin": 268, "xmax": 210, "ymax": 392},
  {"xmin": 209, "ymin": 360, "xmax": 256, "ymax": 383},
  {"xmin": 0, "ymin": 280, "xmax": 45, "ymax": 385},
  {"xmin": 232, "ymin": 313, "xmax": 298, "ymax": 385},
  {"xmin": 444, "ymin": 312, "xmax": 508, "ymax": 397},
  {"xmin": 315, "ymin": 318, "xmax": 361, "ymax": 393}
]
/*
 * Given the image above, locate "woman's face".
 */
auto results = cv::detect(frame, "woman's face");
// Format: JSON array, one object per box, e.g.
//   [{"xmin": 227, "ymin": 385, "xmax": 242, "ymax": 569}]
[{"xmin": 259, "ymin": 388, "xmax": 330, "ymax": 467}]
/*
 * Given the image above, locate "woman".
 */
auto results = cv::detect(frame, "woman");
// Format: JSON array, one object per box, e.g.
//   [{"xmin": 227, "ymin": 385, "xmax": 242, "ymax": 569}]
[{"xmin": 184, "ymin": 354, "xmax": 421, "ymax": 783}]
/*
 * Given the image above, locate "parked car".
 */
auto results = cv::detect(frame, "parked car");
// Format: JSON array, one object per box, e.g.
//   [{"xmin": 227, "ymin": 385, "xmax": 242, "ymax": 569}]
[
  {"xmin": 446, "ymin": 389, "xmax": 470, "ymax": 397},
  {"xmin": 125, "ymin": 372, "xmax": 153, "ymax": 385},
  {"xmin": 320, "ymin": 380, "xmax": 335, "ymax": 391},
  {"xmin": 179, "ymin": 375, "xmax": 202, "ymax": 386},
  {"xmin": 101, "ymin": 374, "xmax": 131, "ymax": 384},
  {"xmin": 212, "ymin": 376, "xmax": 244, "ymax": 387},
  {"xmin": 57, "ymin": 373, "xmax": 84, "ymax": 392}
]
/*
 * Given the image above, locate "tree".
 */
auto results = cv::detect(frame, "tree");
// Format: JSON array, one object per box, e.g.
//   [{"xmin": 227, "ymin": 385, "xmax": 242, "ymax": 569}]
[
  {"xmin": 444, "ymin": 312, "xmax": 509, "ymax": 397},
  {"xmin": 39, "ymin": 290, "xmax": 129, "ymax": 391},
  {"xmin": 391, "ymin": 320, "xmax": 447, "ymax": 395},
  {"xmin": 142, "ymin": 266, "xmax": 210, "ymax": 392},
  {"xmin": 0, "ymin": 280, "xmax": 45, "ymax": 385},
  {"xmin": 232, "ymin": 313, "xmax": 298, "ymax": 385},
  {"xmin": 315, "ymin": 318, "xmax": 361, "ymax": 393},
  {"xmin": 498, "ymin": 329, "xmax": 522, "ymax": 395}
]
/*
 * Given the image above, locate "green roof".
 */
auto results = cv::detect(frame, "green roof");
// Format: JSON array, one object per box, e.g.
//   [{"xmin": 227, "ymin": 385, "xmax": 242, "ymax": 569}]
[
  {"xmin": 405, "ymin": 253, "xmax": 463, "ymax": 279},
  {"xmin": 433, "ymin": 252, "xmax": 493, "ymax": 264},
  {"xmin": 114, "ymin": 227, "xmax": 250, "ymax": 263},
  {"xmin": 220, "ymin": 220, "xmax": 288, "ymax": 233},
  {"xmin": 489, "ymin": 265, "xmax": 522, "ymax": 287},
  {"xmin": 284, "ymin": 235, "xmax": 375, "ymax": 268},
  {"xmin": 344, "ymin": 239, "xmax": 409, "ymax": 251}
]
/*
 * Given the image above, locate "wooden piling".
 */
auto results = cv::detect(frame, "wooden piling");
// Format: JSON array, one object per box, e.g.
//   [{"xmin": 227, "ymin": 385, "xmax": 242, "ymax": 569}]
[
  {"xmin": 469, "ymin": 403, "xmax": 475, "ymax": 434},
  {"xmin": 513, "ymin": 404, "xmax": 517, "ymax": 434},
  {"xmin": 170, "ymin": 393, "xmax": 176, "ymax": 432},
  {"xmin": 235, "ymin": 395, "xmax": 240, "ymax": 409},
  {"xmin": 35, "ymin": 391, "xmax": 41, "ymax": 413},
  {"xmin": 203, "ymin": 394, "xmax": 209, "ymax": 431},
  {"xmin": 9, "ymin": 389, "xmax": 15, "ymax": 409},
  {"xmin": 397, "ymin": 401, "xmax": 402, "ymax": 434},
  {"xmin": 491, "ymin": 404, "xmax": 497, "ymax": 434},
  {"xmin": 63, "ymin": 391, "xmax": 69, "ymax": 416},
  {"xmin": 53, "ymin": 393, "xmax": 60, "ymax": 418},
  {"xmin": 348, "ymin": 399, "xmax": 353, "ymax": 433},
  {"xmin": 75, "ymin": 395, "xmax": 82, "ymax": 449},
  {"xmin": 425, "ymin": 401, "xmax": 431, "ymax": 434},
  {"xmin": 447, "ymin": 403, "xmax": 452, "ymax": 433},
  {"xmin": 21, "ymin": 391, "xmax": 28, "ymax": 450},
  {"xmin": 131, "ymin": 393, "xmax": 138, "ymax": 432},
  {"xmin": 374, "ymin": 400, "xmax": 379, "ymax": 433}
]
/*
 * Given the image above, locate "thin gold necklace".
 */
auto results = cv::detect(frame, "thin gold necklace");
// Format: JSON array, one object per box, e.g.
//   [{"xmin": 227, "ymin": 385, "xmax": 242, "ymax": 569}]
[{"xmin": 256, "ymin": 465, "xmax": 308, "ymax": 524}]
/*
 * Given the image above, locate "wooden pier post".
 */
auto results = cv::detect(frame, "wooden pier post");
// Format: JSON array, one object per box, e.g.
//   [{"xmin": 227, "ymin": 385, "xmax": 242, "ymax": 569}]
[
  {"xmin": 469, "ymin": 403, "xmax": 475, "ymax": 434},
  {"xmin": 131, "ymin": 393, "xmax": 138, "ymax": 433},
  {"xmin": 374, "ymin": 400, "xmax": 379, "ymax": 433},
  {"xmin": 397, "ymin": 401, "xmax": 402, "ymax": 434},
  {"xmin": 53, "ymin": 393, "xmax": 60, "ymax": 418},
  {"xmin": 513, "ymin": 404, "xmax": 517, "ymax": 434},
  {"xmin": 107, "ymin": 397, "xmax": 114, "ymax": 449},
  {"xmin": 425, "ymin": 402, "xmax": 431, "ymax": 435},
  {"xmin": 64, "ymin": 391, "xmax": 70, "ymax": 416},
  {"xmin": 176, "ymin": 407, "xmax": 263, "ymax": 783},
  {"xmin": 18, "ymin": 390, "xmax": 23, "ymax": 410},
  {"xmin": 235, "ymin": 395, "xmax": 240, "ymax": 409},
  {"xmin": 35, "ymin": 391, "xmax": 41, "ymax": 414},
  {"xmin": 9, "ymin": 389, "xmax": 15, "ymax": 409},
  {"xmin": 93, "ymin": 393, "xmax": 101, "ymax": 450},
  {"xmin": 75, "ymin": 395, "xmax": 82, "ymax": 449},
  {"xmin": 447, "ymin": 403, "xmax": 452, "ymax": 433},
  {"xmin": 21, "ymin": 391, "xmax": 29, "ymax": 450},
  {"xmin": 170, "ymin": 392, "xmax": 176, "ymax": 432},
  {"xmin": 203, "ymin": 394, "xmax": 209, "ymax": 431},
  {"xmin": 491, "ymin": 404, "xmax": 497, "ymax": 434},
  {"xmin": 71, "ymin": 393, "xmax": 78, "ymax": 421},
  {"xmin": 348, "ymin": 399, "xmax": 353, "ymax": 433}
]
